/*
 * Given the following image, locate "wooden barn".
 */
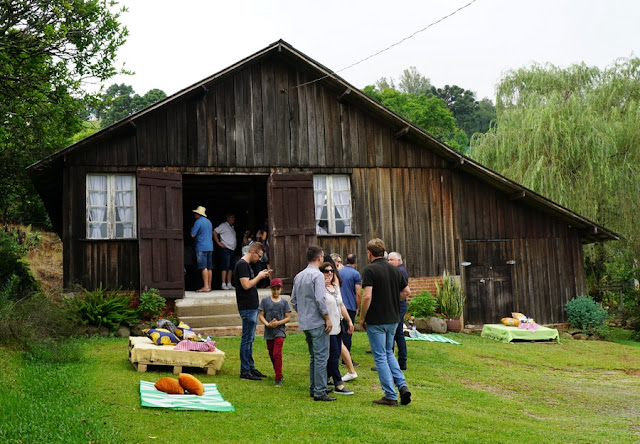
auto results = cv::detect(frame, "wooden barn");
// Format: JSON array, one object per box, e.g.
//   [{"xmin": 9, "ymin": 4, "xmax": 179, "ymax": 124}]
[{"xmin": 27, "ymin": 40, "xmax": 617, "ymax": 325}]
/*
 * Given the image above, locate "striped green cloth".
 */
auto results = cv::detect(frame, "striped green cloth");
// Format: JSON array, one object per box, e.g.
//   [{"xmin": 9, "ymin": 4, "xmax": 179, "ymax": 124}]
[
  {"xmin": 140, "ymin": 381, "xmax": 235, "ymax": 411},
  {"xmin": 405, "ymin": 332, "xmax": 461, "ymax": 344}
]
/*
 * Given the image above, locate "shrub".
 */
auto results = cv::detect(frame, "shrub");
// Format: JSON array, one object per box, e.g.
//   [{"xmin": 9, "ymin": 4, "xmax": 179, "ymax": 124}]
[
  {"xmin": 408, "ymin": 290, "xmax": 437, "ymax": 318},
  {"xmin": 0, "ymin": 230, "xmax": 38, "ymax": 301},
  {"xmin": 68, "ymin": 285, "xmax": 140, "ymax": 332},
  {"xmin": 565, "ymin": 295, "xmax": 608, "ymax": 336},
  {"xmin": 436, "ymin": 271, "xmax": 465, "ymax": 319},
  {"xmin": 0, "ymin": 292, "xmax": 82, "ymax": 347},
  {"xmin": 138, "ymin": 288, "xmax": 166, "ymax": 321},
  {"xmin": 622, "ymin": 290, "xmax": 640, "ymax": 341}
]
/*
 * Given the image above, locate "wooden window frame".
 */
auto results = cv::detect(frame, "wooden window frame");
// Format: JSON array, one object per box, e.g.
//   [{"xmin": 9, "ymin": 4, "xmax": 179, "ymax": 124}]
[
  {"xmin": 86, "ymin": 173, "xmax": 137, "ymax": 240},
  {"xmin": 313, "ymin": 174, "xmax": 353, "ymax": 235}
]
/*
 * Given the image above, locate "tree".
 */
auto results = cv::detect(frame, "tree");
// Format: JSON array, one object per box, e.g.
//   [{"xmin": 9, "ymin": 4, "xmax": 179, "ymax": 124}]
[
  {"xmin": 397, "ymin": 66, "xmax": 431, "ymax": 96},
  {"xmin": 432, "ymin": 85, "xmax": 496, "ymax": 137},
  {"xmin": 0, "ymin": 0, "xmax": 128, "ymax": 225},
  {"xmin": 97, "ymin": 84, "xmax": 167, "ymax": 128},
  {"xmin": 363, "ymin": 84, "xmax": 468, "ymax": 151},
  {"xmin": 471, "ymin": 58, "xmax": 640, "ymax": 294}
]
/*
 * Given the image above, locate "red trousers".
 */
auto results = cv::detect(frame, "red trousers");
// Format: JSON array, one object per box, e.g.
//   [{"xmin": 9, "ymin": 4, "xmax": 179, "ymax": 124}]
[{"xmin": 266, "ymin": 336, "xmax": 285, "ymax": 380}]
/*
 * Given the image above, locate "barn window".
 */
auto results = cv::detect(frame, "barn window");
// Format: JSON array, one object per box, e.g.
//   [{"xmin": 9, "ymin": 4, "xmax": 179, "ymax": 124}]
[
  {"xmin": 86, "ymin": 174, "xmax": 136, "ymax": 239},
  {"xmin": 313, "ymin": 175, "xmax": 352, "ymax": 234}
]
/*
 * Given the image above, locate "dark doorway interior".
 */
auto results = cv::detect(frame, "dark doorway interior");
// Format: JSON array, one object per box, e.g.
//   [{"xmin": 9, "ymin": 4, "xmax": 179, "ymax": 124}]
[{"xmin": 182, "ymin": 174, "xmax": 269, "ymax": 291}]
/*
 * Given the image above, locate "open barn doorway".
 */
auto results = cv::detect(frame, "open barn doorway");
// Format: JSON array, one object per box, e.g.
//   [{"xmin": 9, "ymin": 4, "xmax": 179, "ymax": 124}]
[{"xmin": 182, "ymin": 174, "xmax": 269, "ymax": 291}]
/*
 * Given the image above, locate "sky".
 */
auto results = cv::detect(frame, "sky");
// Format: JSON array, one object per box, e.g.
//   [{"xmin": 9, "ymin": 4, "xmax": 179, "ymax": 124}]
[{"xmin": 106, "ymin": 0, "xmax": 640, "ymax": 101}]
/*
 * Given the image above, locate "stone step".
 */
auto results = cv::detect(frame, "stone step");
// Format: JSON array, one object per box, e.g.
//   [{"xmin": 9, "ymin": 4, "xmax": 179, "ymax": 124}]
[
  {"xmin": 180, "ymin": 312, "xmax": 299, "ymax": 329},
  {"xmin": 195, "ymin": 323, "xmax": 300, "ymax": 338}
]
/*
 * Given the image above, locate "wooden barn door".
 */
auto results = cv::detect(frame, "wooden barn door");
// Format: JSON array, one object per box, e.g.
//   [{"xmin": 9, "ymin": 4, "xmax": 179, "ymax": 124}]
[
  {"xmin": 463, "ymin": 240, "xmax": 514, "ymax": 325},
  {"xmin": 138, "ymin": 170, "xmax": 184, "ymax": 299},
  {"xmin": 268, "ymin": 172, "xmax": 317, "ymax": 293}
]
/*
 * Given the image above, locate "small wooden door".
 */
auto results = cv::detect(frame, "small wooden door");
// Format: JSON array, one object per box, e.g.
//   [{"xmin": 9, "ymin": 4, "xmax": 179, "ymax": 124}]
[
  {"xmin": 463, "ymin": 240, "xmax": 514, "ymax": 325},
  {"xmin": 138, "ymin": 170, "xmax": 184, "ymax": 299},
  {"xmin": 268, "ymin": 172, "xmax": 317, "ymax": 293}
]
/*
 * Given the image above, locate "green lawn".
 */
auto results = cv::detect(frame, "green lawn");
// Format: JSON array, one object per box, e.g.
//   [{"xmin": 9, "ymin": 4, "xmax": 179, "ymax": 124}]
[{"xmin": 2, "ymin": 330, "xmax": 640, "ymax": 443}]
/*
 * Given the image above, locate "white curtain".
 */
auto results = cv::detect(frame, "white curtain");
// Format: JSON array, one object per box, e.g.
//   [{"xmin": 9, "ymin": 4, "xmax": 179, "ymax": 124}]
[
  {"xmin": 88, "ymin": 175, "xmax": 107, "ymax": 238},
  {"xmin": 332, "ymin": 176, "xmax": 352, "ymax": 233},
  {"xmin": 313, "ymin": 176, "xmax": 328, "ymax": 234},
  {"xmin": 115, "ymin": 176, "xmax": 134, "ymax": 238}
]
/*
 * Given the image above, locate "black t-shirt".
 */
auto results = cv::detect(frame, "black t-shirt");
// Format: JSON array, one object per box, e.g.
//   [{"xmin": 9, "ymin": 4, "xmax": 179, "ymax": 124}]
[
  {"xmin": 362, "ymin": 258, "xmax": 408, "ymax": 325},
  {"xmin": 233, "ymin": 259, "xmax": 259, "ymax": 310}
]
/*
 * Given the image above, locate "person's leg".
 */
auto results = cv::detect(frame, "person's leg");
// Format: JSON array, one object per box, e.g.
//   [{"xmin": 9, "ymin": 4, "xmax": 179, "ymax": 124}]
[
  {"xmin": 327, "ymin": 334, "xmax": 342, "ymax": 385},
  {"xmin": 266, "ymin": 338, "xmax": 275, "ymax": 368},
  {"xmin": 272, "ymin": 336, "xmax": 284, "ymax": 380},
  {"xmin": 383, "ymin": 323, "xmax": 407, "ymax": 391},
  {"xmin": 307, "ymin": 326, "xmax": 329, "ymax": 397},
  {"xmin": 395, "ymin": 305, "xmax": 408, "ymax": 369},
  {"xmin": 195, "ymin": 251, "xmax": 208, "ymax": 292},
  {"xmin": 341, "ymin": 316, "xmax": 352, "ymax": 353},
  {"xmin": 239, "ymin": 309, "xmax": 258, "ymax": 374},
  {"xmin": 341, "ymin": 342, "xmax": 356, "ymax": 375},
  {"xmin": 367, "ymin": 324, "xmax": 397, "ymax": 400}
]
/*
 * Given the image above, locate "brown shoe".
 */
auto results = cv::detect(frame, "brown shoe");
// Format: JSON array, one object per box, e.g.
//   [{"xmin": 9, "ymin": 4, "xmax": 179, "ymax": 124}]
[{"xmin": 373, "ymin": 397, "xmax": 398, "ymax": 406}]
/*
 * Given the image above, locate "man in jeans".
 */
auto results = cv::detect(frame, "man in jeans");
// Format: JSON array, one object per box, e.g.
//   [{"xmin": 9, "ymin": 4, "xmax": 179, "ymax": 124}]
[
  {"xmin": 233, "ymin": 242, "xmax": 272, "ymax": 380},
  {"xmin": 291, "ymin": 245, "xmax": 335, "ymax": 402},
  {"xmin": 360, "ymin": 238, "xmax": 412, "ymax": 406},
  {"xmin": 388, "ymin": 251, "xmax": 409, "ymax": 370},
  {"xmin": 190, "ymin": 206, "xmax": 213, "ymax": 292}
]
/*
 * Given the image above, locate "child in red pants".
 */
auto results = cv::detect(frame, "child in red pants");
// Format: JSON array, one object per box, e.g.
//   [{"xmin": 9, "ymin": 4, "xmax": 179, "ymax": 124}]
[{"xmin": 258, "ymin": 278, "xmax": 291, "ymax": 386}]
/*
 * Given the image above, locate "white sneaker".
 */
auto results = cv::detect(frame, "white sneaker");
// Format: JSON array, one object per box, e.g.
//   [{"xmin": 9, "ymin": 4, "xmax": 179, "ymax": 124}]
[
  {"xmin": 227, "ymin": 284, "xmax": 235, "ymax": 290},
  {"xmin": 342, "ymin": 372, "xmax": 358, "ymax": 382},
  {"xmin": 221, "ymin": 283, "xmax": 228, "ymax": 290}
]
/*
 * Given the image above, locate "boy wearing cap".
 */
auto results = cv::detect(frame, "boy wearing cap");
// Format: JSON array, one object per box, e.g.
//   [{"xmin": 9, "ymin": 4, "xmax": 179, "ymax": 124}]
[{"xmin": 258, "ymin": 278, "xmax": 291, "ymax": 386}]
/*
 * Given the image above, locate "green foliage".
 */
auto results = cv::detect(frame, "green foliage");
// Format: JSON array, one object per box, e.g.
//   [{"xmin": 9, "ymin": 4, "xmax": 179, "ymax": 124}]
[
  {"xmin": 95, "ymin": 83, "xmax": 167, "ymax": 128},
  {"xmin": 471, "ymin": 58, "xmax": 640, "ymax": 292},
  {"xmin": 432, "ymin": 85, "xmax": 496, "ymax": 137},
  {"xmin": 0, "ymin": 230, "xmax": 39, "ymax": 301},
  {"xmin": 0, "ymin": 292, "xmax": 82, "ymax": 347},
  {"xmin": 622, "ymin": 291, "xmax": 640, "ymax": 341},
  {"xmin": 0, "ymin": 0, "xmax": 128, "ymax": 224},
  {"xmin": 565, "ymin": 295, "xmax": 608, "ymax": 336},
  {"xmin": 436, "ymin": 270, "xmax": 465, "ymax": 319},
  {"xmin": 407, "ymin": 290, "xmax": 437, "ymax": 318},
  {"xmin": 138, "ymin": 288, "xmax": 166, "ymax": 321},
  {"xmin": 68, "ymin": 285, "xmax": 139, "ymax": 331}
]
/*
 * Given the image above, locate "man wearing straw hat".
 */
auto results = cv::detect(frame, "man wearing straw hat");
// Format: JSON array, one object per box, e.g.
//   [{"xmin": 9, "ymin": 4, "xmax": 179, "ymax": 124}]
[{"xmin": 191, "ymin": 206, "xmax": 214, "ymax": 292}]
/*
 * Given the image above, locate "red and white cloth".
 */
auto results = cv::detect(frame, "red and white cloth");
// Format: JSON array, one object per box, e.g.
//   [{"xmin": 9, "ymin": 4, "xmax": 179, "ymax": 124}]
[{"xmin": 174, "ymin": 340, "xmax": 217, "ymax": 352}]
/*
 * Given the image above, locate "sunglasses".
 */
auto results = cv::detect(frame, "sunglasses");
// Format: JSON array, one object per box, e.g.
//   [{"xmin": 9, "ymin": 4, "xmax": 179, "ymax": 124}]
[{"xmin": 323, "ymin": 269, "xmax": 334, "ymax": 274}]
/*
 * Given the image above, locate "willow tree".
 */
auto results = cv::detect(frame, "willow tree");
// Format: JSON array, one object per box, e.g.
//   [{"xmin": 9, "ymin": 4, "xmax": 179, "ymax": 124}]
[{"xmin": 471, "ymin": 58, "xmax": 640, "ymax": 293}]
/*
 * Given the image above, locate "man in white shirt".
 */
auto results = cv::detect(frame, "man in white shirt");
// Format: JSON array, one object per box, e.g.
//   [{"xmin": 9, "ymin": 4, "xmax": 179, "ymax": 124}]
[{"xmin": 214, "ymin": 213, "xmax": 237, "ymax": 290}]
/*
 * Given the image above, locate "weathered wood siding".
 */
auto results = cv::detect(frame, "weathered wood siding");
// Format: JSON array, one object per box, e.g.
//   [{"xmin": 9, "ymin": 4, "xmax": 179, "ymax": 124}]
[{"xmin": 61, "ymin": 51, "xmax": 586, "ymax": 322}]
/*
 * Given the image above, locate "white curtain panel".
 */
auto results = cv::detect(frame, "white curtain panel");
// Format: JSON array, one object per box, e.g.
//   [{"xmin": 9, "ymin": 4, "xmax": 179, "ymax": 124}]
[
  {"xmin": 332, "ymin": 176, "xmax": 352, "ymax": 233},
  {"xmin": 115, "ymin": 176, "xmax": 134, "ymax": 237},
  {"xmin": 88, "ymin": 175, "xmax": 107, "ymax": 238},
  {"xmin": 313, "ymin": 176, "xmax": 328, "ymax": 234}
]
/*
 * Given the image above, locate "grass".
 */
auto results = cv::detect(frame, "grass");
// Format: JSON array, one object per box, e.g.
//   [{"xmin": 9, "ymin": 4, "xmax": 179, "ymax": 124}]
[{"xmin": 1, "ymin": 330, "xmax": 640, "ymax": 443}]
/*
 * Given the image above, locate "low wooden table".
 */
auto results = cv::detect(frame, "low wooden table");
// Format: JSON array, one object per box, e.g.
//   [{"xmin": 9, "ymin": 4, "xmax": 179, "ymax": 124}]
[{"xmin": 128, "ymin": 336, "xmax": 225, "ymax": 375}]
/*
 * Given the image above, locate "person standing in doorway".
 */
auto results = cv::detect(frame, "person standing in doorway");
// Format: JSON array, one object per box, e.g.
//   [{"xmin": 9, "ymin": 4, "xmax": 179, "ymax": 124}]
[
  {"xmin": 360, "ymin": 238, "xmax": 412, "ymax": 407},
  {"xmin": 214, "ymin": 213, "xmax": 237, "ymax": 290},
  {"xmin": 291, "ymin": 245, "xmax": 336, "ymax": 402},
  {"xmin": 190, "ymin": 206, "xmax": 213, "ymax": 292},
  {"xmin": 233, "ymin": 241, "xmax": 272, "ymax": 380},
  {"xmin": 388, "ymin": 252, "xmax": 409, "ymax": 370}
]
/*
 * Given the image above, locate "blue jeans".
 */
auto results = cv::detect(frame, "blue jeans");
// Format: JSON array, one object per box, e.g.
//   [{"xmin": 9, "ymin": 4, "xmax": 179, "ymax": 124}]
[
  {"xmin": 328, "ymin": 332, "xmax": 343, "ymax": 385},
  {"xmin": 195, "ymin": 251, "xmax": 213, "ymax": 269},
  {"xmin": 367, "ymin": 323, "xmax": 407, "ymax": 400},
  {"xmin": 304, "ymin": 325, "xmax": 329, "ymax": 397},
  {"xmin": 239, "ymin": 309, "xmax": 259, "ymax": 373},
  {"xmin": 394, "ymin": 304, "xmax": 408, "ymax": 367},
  {"xmin": 220, "ymin": 247, "xmax": 235, "ymax": 271}
]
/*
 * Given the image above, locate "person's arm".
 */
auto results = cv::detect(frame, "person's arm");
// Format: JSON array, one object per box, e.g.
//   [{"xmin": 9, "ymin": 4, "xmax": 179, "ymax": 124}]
[
  {"xmin": 359, "ymin": 286, "xmax": 372, "ymax": 331},
  {"xmin": 355, "ymin": 283, "xmax": 362, "ymax": 313},
  {"xmin": 240, "ymin": 269, "xmax": 271, "ymax": 290},
  {"xmin": 273, "ymin": 312, "xmax": 291, "ymax": 327},
  {"xmin": 339, "ymin": 303, "xmax": 354, "ymax": 334},
  {"xmin": 213, "ymin": 230, "xmax": 224, "ymax": 249},
  {"xmin": 400, "ymin": 285, "xmax": 411, "ymax": 300},
  {"xmin": 258, "ymin": 310, "xmax": 269, "ymax": 326}
]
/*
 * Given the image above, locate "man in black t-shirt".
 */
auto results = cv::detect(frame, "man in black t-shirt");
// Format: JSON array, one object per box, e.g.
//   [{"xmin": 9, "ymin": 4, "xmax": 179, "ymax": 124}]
[
  {"xmin": 359, "ymin": 238, "xmax": 412, "ymax": 406},
  {"xmin": 233, "ymin": 241, "xmax": 272, "ymax": 380}
]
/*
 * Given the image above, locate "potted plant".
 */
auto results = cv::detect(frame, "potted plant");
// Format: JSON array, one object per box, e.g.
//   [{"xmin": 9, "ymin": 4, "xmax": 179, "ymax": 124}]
[{"xmin": 436, "ymin": 271, "xmax": 465, "ymax": 332}]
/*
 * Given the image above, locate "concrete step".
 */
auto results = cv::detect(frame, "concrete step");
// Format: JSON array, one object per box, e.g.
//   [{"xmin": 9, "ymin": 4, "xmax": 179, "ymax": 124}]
[
  {"xmin": 195, "ymin": 323, "xmax": 300, "ymax": 338},
  {"xmin": 175, "ymin": 289, "xmax": 298, "ymax": 331}
]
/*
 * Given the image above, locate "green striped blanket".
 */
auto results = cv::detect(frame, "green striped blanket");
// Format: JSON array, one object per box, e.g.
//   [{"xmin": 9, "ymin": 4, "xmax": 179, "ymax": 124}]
[
  {"xmin": 140, "ymin": 381, "xmax": 235, "ymax": 411},
  {"xmin": 405, "ymin": 332, "xmax": 461, "ymax": 344}
]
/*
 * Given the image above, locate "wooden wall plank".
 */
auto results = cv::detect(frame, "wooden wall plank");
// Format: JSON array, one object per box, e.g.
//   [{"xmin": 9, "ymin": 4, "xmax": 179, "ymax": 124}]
[
  {"xmin": 275, "ymin": 64, "xmax": 290, "ymax": 166},
  {"xmin": 234, "ymin": 74, "xmax": 247, "ymax": 167}
]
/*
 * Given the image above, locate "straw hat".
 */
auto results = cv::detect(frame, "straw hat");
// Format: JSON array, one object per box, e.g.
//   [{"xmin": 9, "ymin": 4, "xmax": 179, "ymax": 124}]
[{"xmin": 192, "ymin": 206, "xmax": 207, "ymax": 217}]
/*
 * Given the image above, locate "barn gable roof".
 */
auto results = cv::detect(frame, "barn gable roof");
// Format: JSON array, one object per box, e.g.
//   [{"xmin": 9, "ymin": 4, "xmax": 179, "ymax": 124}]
[{"xmin": 27, "ymin": 39, "xmax": 618, "ymax": 243}]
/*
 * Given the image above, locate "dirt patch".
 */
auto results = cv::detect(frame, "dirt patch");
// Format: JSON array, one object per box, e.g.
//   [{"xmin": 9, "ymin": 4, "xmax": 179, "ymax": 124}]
[{"xmin": 25, "ymin": 230, "xmax": 63, "ymax": 294}]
